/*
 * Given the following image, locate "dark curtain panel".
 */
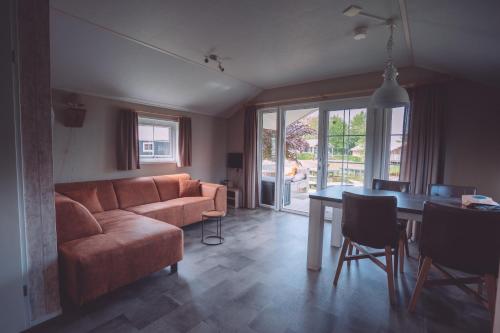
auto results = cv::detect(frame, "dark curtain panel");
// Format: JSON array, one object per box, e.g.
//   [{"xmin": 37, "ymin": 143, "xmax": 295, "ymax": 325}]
[
  {"xmin": 243, "ymin": 106, "xmax": 259, "ymax": 208},
  {"xmin": 178, "ymin": 116, "xmax": 192, "ymax": 167},
  {"xmin": 117, "ymin": 109, "xmax": 140, "ymax": 170},
  {"xmin": 401, "ymin": 84, "xmax": 446, "ymax": 194}
]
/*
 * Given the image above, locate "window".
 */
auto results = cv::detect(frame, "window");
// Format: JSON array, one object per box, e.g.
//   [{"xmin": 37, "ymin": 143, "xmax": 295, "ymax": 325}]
[
  {"xmin": 138, "ymin": 117, "xmax": 178, "ymax": 163},
  {"xmin": 388, "ymin": 107, "xmax": 407, "ymax": 180},
  {"xmin": 327, "ymin": 108, "xmax": 367, "ymax": 186}
]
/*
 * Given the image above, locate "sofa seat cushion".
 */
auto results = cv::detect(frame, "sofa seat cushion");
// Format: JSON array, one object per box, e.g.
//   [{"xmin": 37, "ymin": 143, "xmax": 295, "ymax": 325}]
[
  {"xmin": 112, "ymin": 177, "xmax": 161, "ymax": 208},
  {"xmin": 168, "ymin": 197, "xmax": 215, "ymax": 226},
  {"xmin": 58, "ymin": 215, "xmax": 183, "ymax": 305},
  {"xmin": 93, "ymin": 209, "xmax": 137, "ymax": 226},
  {"xmin": 126, "ymin": 201, "xmax": 184, "ymax": 227}
]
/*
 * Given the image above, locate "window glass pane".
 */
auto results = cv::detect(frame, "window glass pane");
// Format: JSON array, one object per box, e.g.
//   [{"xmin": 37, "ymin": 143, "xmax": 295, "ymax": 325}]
[
  {"xmin": 327, "ymin": 108, "xmax": 367, "ymax": 186},
  {"xmin": 387, "ymin": 107, "xmax": 406, "ymax": 180},
  {"xmin": 154, "ymin": 126, "xmax": 170, "ymax": 141},
  {"xmin": 328, "ymin": 110, "xmax": 345, "ymax": 136},
  {"xmin": 348, "ymin": 109, "xmax": 367, "ymax": 135},
  {"xmin": 138, "ymin": 117, "xmax": 177, "ymax": 162},
  {"xmin": 139, "ymin": 125, "xmax": 154, "ymax": 141},
  {"xmin": 391, "ymin": 107, "xmax": 405, "ymax": 135}
]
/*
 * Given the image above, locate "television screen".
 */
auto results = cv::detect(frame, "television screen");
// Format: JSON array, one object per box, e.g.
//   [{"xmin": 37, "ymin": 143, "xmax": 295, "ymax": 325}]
[{"xmin": 227, "ymin": 153, "xmax": 243, "ymax": 169}]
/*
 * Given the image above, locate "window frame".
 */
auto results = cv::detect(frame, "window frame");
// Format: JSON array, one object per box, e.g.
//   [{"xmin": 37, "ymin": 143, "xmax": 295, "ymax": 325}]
[{"xmin": 138, "ymin": 116, "xmax": 178, "ymax": 164}]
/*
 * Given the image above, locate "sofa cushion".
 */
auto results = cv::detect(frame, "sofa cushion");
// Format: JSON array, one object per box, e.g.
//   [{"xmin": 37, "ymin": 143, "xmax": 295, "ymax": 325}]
[
  {"xmin": 153, "ymin": 173, "xmax": 191, "ymax": 201},
  {"xmin": 112, "ymin": 177, "xmax": 161, "ymax": 208},
  {"xmin": 62, "ymin": 187, "xmax": 104, "ymax": 213},
  {"xmin": 179, "ymin": 179, "xmax": 201, "ymax": 197},
  {"xmin": 126, "ymin": 201, "xmax": 184, "ymax": 227},
  {"xmin": 55, "ymin": 193, "xmax": 103, "ymax": 245},
  {"xmin": 56, "ymin": 180, "xmax": 118, "ymax": 211},
  {"xmin": 93, "ymin": 209, "xmax": 137, "ymax": 226},
  {"xmin": 58, "ymin": 215, "xmax": 183, "ymax": 305},
  {"xmin": 168, "ymin": 197, "xmax": 214, "ymax": 226}
]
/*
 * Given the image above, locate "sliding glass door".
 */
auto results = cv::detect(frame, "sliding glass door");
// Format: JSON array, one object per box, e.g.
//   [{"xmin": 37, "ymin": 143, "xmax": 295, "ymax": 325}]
[{"xmin": 257, "ymin": 97, "xmax": 402, "ymax": 215}]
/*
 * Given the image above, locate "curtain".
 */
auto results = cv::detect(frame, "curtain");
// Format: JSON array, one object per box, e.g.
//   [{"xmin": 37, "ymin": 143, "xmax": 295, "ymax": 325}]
[
  {"xmin": 400, "ymin": 84, "xmax": 446, "ymax": 194},
  {"xmin": 243, "ymin": 106, "xmax": 259, "ymax": 208},
  {"xmin": 178, "ymin": 116, "xmax": 192, "ymax": 167},
  {"xmin": 117, "ymin": 109, "xmax": 140, "ymax": 170}
]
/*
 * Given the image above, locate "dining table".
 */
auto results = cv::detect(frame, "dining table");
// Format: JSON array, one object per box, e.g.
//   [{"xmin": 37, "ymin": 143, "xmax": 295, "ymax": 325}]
[{"xmin": 306, "ymin": 185, "xmax": 500, "ymax": 332}]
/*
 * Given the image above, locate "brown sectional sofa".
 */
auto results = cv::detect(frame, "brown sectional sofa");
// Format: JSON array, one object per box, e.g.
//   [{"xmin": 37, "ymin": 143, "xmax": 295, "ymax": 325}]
[{"xmin": 54, "ymin": 173, "xmax": 227, "ymax": 305}]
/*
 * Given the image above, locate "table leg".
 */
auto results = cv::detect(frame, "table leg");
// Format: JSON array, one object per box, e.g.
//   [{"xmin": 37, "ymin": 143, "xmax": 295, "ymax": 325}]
[
  {"xmin": 307, "ymin": 198, "xmax": 325, "ymax": 270},
  {"xmin": 493, "ymin": 261, "xmax": 500, "ymax": 332},
  {"xmin": 330, "ymin": 207, "xmax": 342, "ymax": 248}
]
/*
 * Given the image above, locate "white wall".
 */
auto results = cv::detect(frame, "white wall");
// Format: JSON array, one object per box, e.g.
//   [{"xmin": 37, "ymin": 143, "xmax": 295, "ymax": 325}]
[
  {"xmin": 52, "ymin": 90, "xmax": 227, "ymax": 184},
  {"xmin": 0, "ymin": 1, "xmax": 29, "ymax": 331}
]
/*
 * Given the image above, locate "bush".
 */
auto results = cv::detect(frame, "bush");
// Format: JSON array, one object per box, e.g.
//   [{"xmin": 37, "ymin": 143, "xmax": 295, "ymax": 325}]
[{"xmin": 297, "ymin": 152, "xmax": 314, "ymax": 160}]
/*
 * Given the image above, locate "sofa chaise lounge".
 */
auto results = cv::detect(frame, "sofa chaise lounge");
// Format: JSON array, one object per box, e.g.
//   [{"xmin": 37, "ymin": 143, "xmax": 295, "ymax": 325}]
[{"xmin": 54, "ymin": 173, "xmax": 226, "ymax": 305}]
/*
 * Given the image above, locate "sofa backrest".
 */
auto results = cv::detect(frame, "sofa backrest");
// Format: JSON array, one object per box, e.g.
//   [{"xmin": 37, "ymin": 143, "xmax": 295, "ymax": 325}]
[
  {"xmin": 55, "ymin": 180, "xmax": 119, "ymax": 211},
  {"xmin": 112, "ymin": 177, "xmax": 161, "ymax": 208},
  {"xmin": 153, "ymin": 173, "xmax": 191, "ymax": 201}
]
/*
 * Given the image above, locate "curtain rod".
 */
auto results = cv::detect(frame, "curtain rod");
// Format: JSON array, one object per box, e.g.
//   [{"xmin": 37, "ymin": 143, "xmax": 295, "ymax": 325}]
[
  {"xmin": 136, "ymin": 110, "xmax": 183, "ymax": 121},
  {"xmin": 249, "ymin": 76, "xmax": 454, "ymax": 108}
]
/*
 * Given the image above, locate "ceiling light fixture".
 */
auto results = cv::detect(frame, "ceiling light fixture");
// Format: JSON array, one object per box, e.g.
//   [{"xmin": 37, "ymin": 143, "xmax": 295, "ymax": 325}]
[
  {"xmin": 342, "ymin": 5, "xmax": 387, "ymax": 22},
  {"xmin": 370, "ymin": 19, "xmax": 409, "ymax": 108},
  {"xmin": 343, "ymin": 5, "xmax": 409, "ymax": 108}
]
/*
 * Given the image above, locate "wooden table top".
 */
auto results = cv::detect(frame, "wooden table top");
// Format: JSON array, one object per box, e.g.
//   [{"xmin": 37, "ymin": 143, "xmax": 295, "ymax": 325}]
[
  {"xmin": 309, "ymin": 185, "xmax": 461, "ymax": 215},
  {"xmin": 202, "ymin": 210, "xmax": 226, "ymax": 218}
]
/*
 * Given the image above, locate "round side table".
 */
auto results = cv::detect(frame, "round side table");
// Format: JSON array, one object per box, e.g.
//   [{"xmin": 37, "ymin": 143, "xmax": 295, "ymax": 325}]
[{"xmin": 201, "ymin": 210, "xmax": 225, "ymax": 245}]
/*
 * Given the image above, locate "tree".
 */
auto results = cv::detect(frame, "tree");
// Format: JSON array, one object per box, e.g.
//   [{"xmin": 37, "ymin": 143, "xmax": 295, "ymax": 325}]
[
  {"xmin": 328, "ymin": 115, "xmax": 346, "ymax": 157},
  {"xmin": 346, "ymin": 111, "xmax": 366, "ymax": 150},
  {"xmin": 261, "ymin": 120, "xmax": 316, "ymax": 162}
]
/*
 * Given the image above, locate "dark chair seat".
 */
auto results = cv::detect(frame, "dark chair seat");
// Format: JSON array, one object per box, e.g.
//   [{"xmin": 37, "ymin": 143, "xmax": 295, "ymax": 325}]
[
  {"xmin": 334, "ymin": 192, "xmax": 400, "ymax": 305},
  {"xmin": 371, "ymin": 178, "xmax": 412, "ymax": 273},
  {"xmin": 408, "ymin": 201, "xmax": 500, "ymax": 322}
]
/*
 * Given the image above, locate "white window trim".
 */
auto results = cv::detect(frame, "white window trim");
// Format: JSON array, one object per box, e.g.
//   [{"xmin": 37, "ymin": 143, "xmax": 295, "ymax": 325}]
[{"xmin": 138, "ymin": 116, "xmax": 178, "ymax": 164}]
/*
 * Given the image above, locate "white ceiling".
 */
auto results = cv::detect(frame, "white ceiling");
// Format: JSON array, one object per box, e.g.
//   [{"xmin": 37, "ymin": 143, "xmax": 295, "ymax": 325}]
[{"xmin": 50, "ymin": 0, "xmax": 500, "ymax": 117}]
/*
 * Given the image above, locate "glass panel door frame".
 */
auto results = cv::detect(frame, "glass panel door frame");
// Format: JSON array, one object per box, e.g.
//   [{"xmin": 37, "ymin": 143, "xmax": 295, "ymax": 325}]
[
  {"xmin": 257, "ymin": 96, "xmax": 399, "ymax": 214},
  {"xmin": 279, "ymin": 103, "xmax": 324, "ymax": 215},
  {"xmin": 318, "ymin": 97, "xmax": 373, "ymax": 190},
  {"xmin": 257, "ymin": 107, "xmax": 280, "ymax": 209}
]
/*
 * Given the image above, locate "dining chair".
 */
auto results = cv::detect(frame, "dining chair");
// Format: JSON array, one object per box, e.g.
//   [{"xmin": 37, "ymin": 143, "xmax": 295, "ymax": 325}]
[
  {"xmin": 408, "ymin": 201, "xmax": 500, "ymax": 321},
  {"xmin": 371, "ymin": 178, "xmax": 411, "ymax": 273},
  {"xmin": 427, "ymin": 183, "xmax": 477, "ymax": 198},
  {"xmin": 334, "ymin": 192, "xmax": 400, "ymax": 305}
]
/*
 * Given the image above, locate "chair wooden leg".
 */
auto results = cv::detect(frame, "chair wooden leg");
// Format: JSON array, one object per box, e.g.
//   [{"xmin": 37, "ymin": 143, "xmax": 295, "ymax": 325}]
[
  {"xmin": 393, "ymin": 244, "xmax": 399, "ymax": 277},
  {"xmin": 385, "ymin": 246, "xmax": 396, "ymax": 305},
  {"xmin": 417, "ymin": 255, "xmax": 423, "ymax": 277},
  {"xmin": 408, "ymin": 257, "xmax": 432, "ymax": 312},
  {"xmin": 355, "ymin": 248, "xmax": 360, "ymax": 255},
  {"xmin": 404, "ymin": 232, "xmax": 410, "ymax": 258},
  {"xmin": 347, "ymin": 243, "xmax": 353, "ymax": 267},
  {"xmin": 399, "ymin": 236, "xmax": 405, "ymax": 274},
  {"xmin": 484, "ymin": 274, "xmax": 497, "ymax": 322},
  {"xmin": 333, "ymin": 238, "xmax": 350, "ymax": 286}
]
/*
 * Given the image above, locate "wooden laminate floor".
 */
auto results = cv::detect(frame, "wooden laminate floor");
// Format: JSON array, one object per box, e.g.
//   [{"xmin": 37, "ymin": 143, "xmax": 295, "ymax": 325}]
[{"xmin": 29, "ymin": 208, "xmax": 491, "ymax": 333}]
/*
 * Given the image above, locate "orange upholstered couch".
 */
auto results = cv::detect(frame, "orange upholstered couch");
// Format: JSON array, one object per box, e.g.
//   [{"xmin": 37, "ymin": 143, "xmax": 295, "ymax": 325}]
[{"xmin": 54, "ymin": 173, "xmax": 226, "ymax": 305}]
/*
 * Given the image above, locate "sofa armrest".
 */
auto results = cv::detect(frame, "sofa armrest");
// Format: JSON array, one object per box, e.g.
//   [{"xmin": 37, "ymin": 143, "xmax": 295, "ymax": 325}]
[{"xmin": 201, "ymin": 183, "xmax": 227, "ymax": 213}]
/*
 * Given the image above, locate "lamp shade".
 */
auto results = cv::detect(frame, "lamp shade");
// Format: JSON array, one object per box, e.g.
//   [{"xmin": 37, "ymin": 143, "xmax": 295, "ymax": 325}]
[
  {"xmin": 370, "ymin": 63, "xmax": 410, "ymax": 108},
  {"xmin": 370, "ymin": 79, "xmax": 410, "ymax": 108}
]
